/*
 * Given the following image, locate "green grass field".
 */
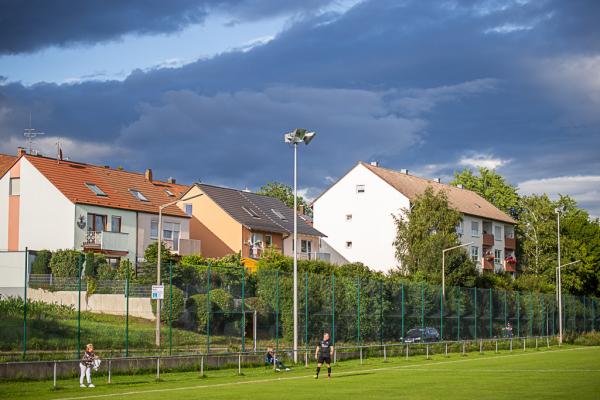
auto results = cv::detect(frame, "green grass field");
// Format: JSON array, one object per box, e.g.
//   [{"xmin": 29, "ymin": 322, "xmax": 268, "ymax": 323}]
[{"xmin": 1, "ymin": 345, "xmax": 599, "ymax": 400}]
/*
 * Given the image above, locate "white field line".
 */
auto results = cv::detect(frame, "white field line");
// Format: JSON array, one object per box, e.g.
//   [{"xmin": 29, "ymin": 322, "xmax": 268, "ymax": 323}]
[{"xmin": 54, "ymin": 347, "xmax": 595, "ymax": 400}]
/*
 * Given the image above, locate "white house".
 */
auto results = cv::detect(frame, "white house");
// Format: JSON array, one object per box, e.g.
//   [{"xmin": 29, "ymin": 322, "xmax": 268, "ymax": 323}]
[
  {"xmin": 313, "ymin": 162, "xmax": 517, "ymax": 274},
  {"xmin": 0, "ymin": 151, "xmax": 200, "ymax": 267}
]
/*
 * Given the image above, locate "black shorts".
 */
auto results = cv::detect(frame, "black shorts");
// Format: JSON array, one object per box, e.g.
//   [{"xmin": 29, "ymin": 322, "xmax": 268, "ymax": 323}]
[{"xmin": 318, "ymin": 356, "xmax": 331, "ymax": 364}]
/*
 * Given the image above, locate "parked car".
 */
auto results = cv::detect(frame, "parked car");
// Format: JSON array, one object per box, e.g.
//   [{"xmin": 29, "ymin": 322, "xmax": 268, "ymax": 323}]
[{"xmin": 403, "ymin": 327, "xmax": 440, "ymax": 343}]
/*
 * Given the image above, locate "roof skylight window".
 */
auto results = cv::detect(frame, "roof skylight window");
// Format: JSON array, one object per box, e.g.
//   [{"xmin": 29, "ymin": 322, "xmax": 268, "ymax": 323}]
[
  {"xmin": 85, "ymin": 183, "xmax": 107, "ymax": 197},
  {"xmin": 242, "ymin": 206, "xmax": 261, "ymax": 218},
  {"xmin": 129, "ymin": 189, "xmax": 149, "ymax": 202},
  {"xmin": 271, "ymin": 209, "xmax": 287, "ymax": 220}
]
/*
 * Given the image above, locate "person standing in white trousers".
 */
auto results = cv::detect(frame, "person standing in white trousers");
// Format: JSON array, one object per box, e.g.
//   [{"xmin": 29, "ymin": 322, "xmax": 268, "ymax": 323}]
[{"xmin": 80, "ymin": 343, "xmax": 97, "ymax": 388}]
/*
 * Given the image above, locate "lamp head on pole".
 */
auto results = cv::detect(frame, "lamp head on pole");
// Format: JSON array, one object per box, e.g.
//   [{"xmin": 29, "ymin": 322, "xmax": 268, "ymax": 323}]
[{"xmin": 284, "ymin": 128, "xmax": 316, "ymax": 145}]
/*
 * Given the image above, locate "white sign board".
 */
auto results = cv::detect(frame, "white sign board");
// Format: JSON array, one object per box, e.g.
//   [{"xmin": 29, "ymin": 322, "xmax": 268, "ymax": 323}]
[{"xmin": 151, "ymin": 285, "xmax": 164, "ymax": 300}]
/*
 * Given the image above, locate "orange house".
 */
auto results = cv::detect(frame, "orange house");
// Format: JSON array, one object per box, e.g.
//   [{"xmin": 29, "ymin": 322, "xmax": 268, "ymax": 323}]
[{"xmin": 178, "ymin": 183, "xmax": 326, "ymax": 260}]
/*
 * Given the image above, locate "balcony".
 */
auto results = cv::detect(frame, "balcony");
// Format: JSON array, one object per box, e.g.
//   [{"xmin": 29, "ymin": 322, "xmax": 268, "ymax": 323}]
[
  {"xmin": 482, "ymin": 233, "xmax": 494, "ymax": 247},
  {"xmin": 504, "ymin": 256, "xmax": 517, "ymax": 272},
  {"xmin": 297, "ymin": 252, "xmax": 331, "ymax": 262},
  {"xmin": 84, "ymin": 231, "xmax": 129, "ymax": 254},
  {"xmin": 504, "ymin": 236, "xmax": 516, "ymax": 250},
  {"xmin": 482, "ymin": 256, "xmax": 494, "ymax": 270}
]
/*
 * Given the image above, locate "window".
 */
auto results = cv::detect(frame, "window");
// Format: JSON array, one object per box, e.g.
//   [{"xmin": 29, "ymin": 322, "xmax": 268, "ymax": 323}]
[
  {"xmin": 185, "ymin": 204, "xmax": 193, "ymax": 216},
  {"xmin": 346, "ymin": 214, "xmax": 353, "ymax": 221},
  {"xmin": 346, "ymin": 241, "xmax": 353, "ymax": 249},
  {"xmin": 456, "ymin": 221, "xmax": 463, "ymax": 235},
  {"xmin": 271, "ymin": 209, "xmax": 287, "ymax": 220},
  {"xmin": 151, "ymin": 220, "xmax": 158, "ymax": 239},
  {"xmin": 471, "ymin": 221, "xmax": 480, "ymax": 237},
  {"xmin": 265, "ymin": 234, "xmax": 273, "ymax": 247},
  {"xmin": 301, "ymin": 239, "xmax": 312, "ymax": 254},
  {"xmin": 356, "ymin": 184, "xmax": 365, "ymax": 194},
  {"xmin": 111, "ymin": 216, "xmax": 122, "ymax": 233},
  {"xmin": 494, "ymin": 225, "xmax": 502, "ymax": 240},
  {"xmin": 494, "ymin": 249, "xmax": 502, "ymax": 265},
  {"xmin": 164, "ymin": 189, "xmax": 174, "ymax": 197},
  {"xmin": 107, "ymin": 257, "xmax": 120, "ymax": 269},
  {"xmin": 9, "ymin": 178, "xmax": 20, "ymax": 196},
  {"xmin": 129, "ymin": 189, "xmax": 149, "ymax": 202},
  {"xmin": 470, "ymin": 246, "xmax": 479, "ymax": 262},
  {"xmin": 87, "ymin": 213, "xmax": 107, "ymax": 232},
  {"xmin": 85, "ymin": 182, "xmax": 107, "ymax": 197},
  {"xmin": 242, "ymin": 206, "xmax": 260, "ymax": 218}
]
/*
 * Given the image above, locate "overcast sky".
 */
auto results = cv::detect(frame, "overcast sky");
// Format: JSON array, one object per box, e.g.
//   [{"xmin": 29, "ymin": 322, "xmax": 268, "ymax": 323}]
[{"xmin": 0, "ymin": 0, "xmax": 599, "ymax": 215}]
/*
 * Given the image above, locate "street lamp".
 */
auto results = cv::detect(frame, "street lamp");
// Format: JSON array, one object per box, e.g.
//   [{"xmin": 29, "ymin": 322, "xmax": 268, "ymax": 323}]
[
  {"xmin": 155, "ymin": 193, "xmax": 203, "ymax": 348},
  {"xmin": 284, "ymin": 128, "xmax": 316, "ymax": 364},
  {"xmin": 556, "ymin": 260, "xmax": 580, "ymax": 345},
  {"xmin": 442, "ymin": 242, "xmax": 474, "ymax": 297}
]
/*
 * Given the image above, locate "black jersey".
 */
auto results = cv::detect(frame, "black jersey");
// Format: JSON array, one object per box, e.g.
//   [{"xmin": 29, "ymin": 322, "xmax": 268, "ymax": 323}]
[{"xmin": 318, "ymin": 339, "xmax": 332, "ymax": 357}]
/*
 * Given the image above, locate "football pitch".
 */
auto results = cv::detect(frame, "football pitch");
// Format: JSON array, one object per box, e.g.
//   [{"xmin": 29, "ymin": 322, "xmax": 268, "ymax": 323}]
[{"xmin": 1, "ymin": 346, "xmax": 599, "ymax": 400}]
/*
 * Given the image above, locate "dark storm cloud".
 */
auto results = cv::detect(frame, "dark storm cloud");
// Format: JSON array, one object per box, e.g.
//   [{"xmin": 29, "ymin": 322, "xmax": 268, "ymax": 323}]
[
  {"xmin": 0, "ymin": 0, "xmax": 336, "ymax": 55},
  {"xmin": 0, "ymin": 0, "xmax": 599, "ymax": 211}
]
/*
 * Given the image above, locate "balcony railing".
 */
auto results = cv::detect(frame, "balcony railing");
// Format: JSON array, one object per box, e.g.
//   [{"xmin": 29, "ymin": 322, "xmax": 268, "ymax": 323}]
[
  {"xmin": 83, "ymin": 231, "xmax": 129, "ymax": 253},
  {"xmin": 482, "ymin": 233, "xmax": 494, "ymax": 247},
  {"xmin": 482, "ymin": 258, "xmax": 494, "ymax": 270},
  {"xmin": 297, "ymin": 252, "xmax": 331, "ymax": 262},
  {"xmin": 504, "ymin": 236, "xmax": 516, "ymax": 250}
]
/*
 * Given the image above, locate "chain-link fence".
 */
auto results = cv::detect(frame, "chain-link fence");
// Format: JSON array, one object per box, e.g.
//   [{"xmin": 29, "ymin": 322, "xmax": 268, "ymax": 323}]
[{"xmin": 1, "ymin": 261, "xmax": 598, "ymax": 362}]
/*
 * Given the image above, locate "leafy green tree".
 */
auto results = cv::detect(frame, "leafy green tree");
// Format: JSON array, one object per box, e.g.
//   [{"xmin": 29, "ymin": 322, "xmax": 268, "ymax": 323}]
[
  {"xmin": 31, "ymin": 250, "xmax": 52, "ymax": 275},
  {"xmin": 257, "ymin": 181, "xmax": 312, "ymax": 216},
  {"xmin": 393, "ymin": 186, "xmax": 477, "ymax": 286},
  {"xmin": 49, "ymin": 250, "xmax": 84, "ymax": 277},
  {"xmin": 451, "ymin": 167, "xmax": 520, "ymax": 218}
]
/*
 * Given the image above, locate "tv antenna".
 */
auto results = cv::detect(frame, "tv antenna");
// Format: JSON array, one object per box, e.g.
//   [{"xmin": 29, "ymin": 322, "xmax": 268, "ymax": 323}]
[{"xmin": 23, "ymin": 113, "xmax": 45, "ymax": 155}]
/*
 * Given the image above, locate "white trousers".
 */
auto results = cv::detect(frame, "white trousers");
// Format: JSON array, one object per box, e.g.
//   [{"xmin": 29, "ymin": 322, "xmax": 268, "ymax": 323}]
[{"xmin": 79, "ymin": 363, "xmax": 92, "ymax": 385}]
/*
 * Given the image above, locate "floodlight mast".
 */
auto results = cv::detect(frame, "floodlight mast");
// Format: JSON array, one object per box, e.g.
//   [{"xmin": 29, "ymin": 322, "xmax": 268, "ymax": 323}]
[{"xmin": 284, "ymin": 128, "xmax": 316, "ymax": 364}]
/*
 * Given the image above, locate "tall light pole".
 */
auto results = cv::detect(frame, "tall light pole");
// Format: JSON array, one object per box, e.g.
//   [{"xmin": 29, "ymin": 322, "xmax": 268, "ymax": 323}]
[
  {"xmin": 556, "ymin": 260, "xmax": 580, "ymax": 344},
  {"xmin": 442, "ymin": 242, "xmax": 474, "ymax": 297},
  {"xmin": 155, "ymin": 192, "xmax": 203, "ymax": 348},
  {"xmin": 284, "ymin": 128, "xmax": 316, "ymax": 364}
]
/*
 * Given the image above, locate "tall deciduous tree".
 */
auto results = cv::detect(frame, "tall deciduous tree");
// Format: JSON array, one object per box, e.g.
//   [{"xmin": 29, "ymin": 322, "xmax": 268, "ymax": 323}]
[
  {"xmin": 393, "ymin": 186, "xmax": 477, "ymax": 286},
  {"xmin": 258, "ymin": 181, "xmax": 312, "ymax": 216},
  {"xmin": 451, "ymin": 167, "xmax": 520, "ymax": 218}
]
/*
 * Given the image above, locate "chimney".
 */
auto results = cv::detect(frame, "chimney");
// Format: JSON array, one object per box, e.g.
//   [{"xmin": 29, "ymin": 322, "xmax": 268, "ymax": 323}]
[
  {"xmin": 434, "ymin": 178, "xmax": 441, "ymax": 183},
  {"xmin": 370, "ymin": 161, "xmax": 379, "ymax": 167},
  {"xmin": 17, "ymin": 147, "xmax": 26, "ymax": 157},
  {"xmin": 145, "ymin": 168, "xmax": 153, "ymax": 182},
  {"xmin": 400, "ymin": 169, "xmax": 409, "ymax": 174},
  {"xmin": 457, "ymin": 184, "xmax": 464, "ymax": 189},
  {"xmin": 167, "ymin": 177, "xmax": 176, "ymax": 184},
  {"xmin": 298, "ymin": 205, "xmax": 305, "ymax": 215}
]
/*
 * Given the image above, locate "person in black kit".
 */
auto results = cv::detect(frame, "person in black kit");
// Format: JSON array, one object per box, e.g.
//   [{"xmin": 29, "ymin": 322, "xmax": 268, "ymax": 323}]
[{"xmin": 314, "ymin": 332, "xmax": 334, "ymax": 379}]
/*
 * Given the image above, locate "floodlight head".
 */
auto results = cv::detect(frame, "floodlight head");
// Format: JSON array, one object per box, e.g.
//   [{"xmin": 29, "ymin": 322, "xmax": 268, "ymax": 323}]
[
  {"xmin": 284, "ymin": 128, "xmax": 316, "ymax": 145},
  {"xmin": 302, "ymin": 131, "xmax": 316, "ymax": 145}
]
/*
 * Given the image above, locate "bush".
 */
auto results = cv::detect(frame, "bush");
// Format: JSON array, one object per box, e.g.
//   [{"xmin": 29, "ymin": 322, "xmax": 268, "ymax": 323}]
[
  {"xmin": 209, "ymin": 288, "xmax": 234, "ymax": 315},
  {"xmin": 116, "ymin": 259, "xmax": 135, "ymax": 281},
  {"xmin": 84, "ymin": 252, "xmax": 95, "ymax": 277},
  {"xmin": 188, "ymin": 294, "xmax": 208, "ymax": 331},
  {"xmin": 49, "ymin": 250, "xmax": 83, "ymax": 277},
  {"xmin": 151, "ymin": 286, "xmax": 185, "ymax": 323},
  {"xmin": 96, "ymin": 263, "xmax": 116, "ymax": 281},
  {"xmin": 563, "ymin": 331, "xmax": 600, "ymax": 346},
  {"xmin": 31, "ymin": 250, "xmax": 52, "ymax": 274}
]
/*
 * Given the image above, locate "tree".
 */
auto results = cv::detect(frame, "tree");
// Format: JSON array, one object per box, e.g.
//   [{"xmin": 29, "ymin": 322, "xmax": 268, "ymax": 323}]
[
  {"xmin": 393, "ymin": 186, "xmax": 477, "ymax": 285},
  {"xmin": 451, "ymin": 167, "xmax": 520, "ymax": 218},
  {"xmin": 31, "ymin": 250, "xmax": 52, "ymax": 275},
  {"xmin": 257, "ymin": 181, "xmax": 312, "ymax": 216}
]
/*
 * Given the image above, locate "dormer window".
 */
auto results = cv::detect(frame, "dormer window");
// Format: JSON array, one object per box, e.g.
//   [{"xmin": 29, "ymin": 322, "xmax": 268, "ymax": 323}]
[
  {"xmin": 242, "ymin": 206, "xmax": 260, "ymax": 218},
  {"xmin": 129, "ymin": 189, "xmax": 149, "ymax": 202},
  {"xmin": 85, "ymin": 183, "xmax": 107, "ymax": 197}
]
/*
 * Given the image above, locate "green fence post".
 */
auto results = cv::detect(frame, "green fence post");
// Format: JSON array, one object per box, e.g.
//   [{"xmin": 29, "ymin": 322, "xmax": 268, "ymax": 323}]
[
  {"xmin": 207, "ymin": 264, "xmax": 211, "ymax": 354},
  {"xmin": 357, "ymin": 276, "xmax": 361, "ymax": 345},
  {"xmin": 305, "ymin": 272, "xmax": 308, "ymax": 347},
  {"xmin": 583, "ymin": 297, "xmax": 586, "ymax": 332},
  {"xmin": 592, "ymin": 298, "xmax": 595, "ymax": 331},
  {"xmin": 440, "ymin": 287, "xmax": 443, "ymax": 340},
  {"xmin": 275, "ymin": 270, "xmax": 279, "ymax": 352},
  {"xmin": 489, "ymin": 288, "xmax": 492, "ymax": 339},
  {"xmin": 529, "ymin": 292, "xmax": 533, "ymax": 337},
  {"xmin": 77, "ymin": 254, "xmax": 83, "ymax": 359},
  {"xmin": 516, "ymin": 292, "xmax": 520, "ymax": 337},
  {"xmin": 504, "ymin": 290, "xmax": 507, "ymax": 328},
  {"xmin": 169, "ymin": 262, "xmax": 173, "ymax": 356},
  {"xmin": 22, "ymin": 248, "xmax": 28, "ymax": 359},
  {"xmin": 241, "ymin": 265, "xmax": 245, "ymax": 353},
  {"xmin": 125, "ymin": 267, "xmax": 130, "ymax": 357},
  {"xmin": 401, "ymin": 284, "xmax": 405, "ymax": 338},
  {"xmin": 331, "ymin": 273, "xmax": 335, "ymax": 345},
  {"xmin": 456, "ymin": 287, "xmax": 460, "ymax": 341},
  {"xmin": 421, "ymin": 284, "xmax": 425, "ymax": 330},
  {"xmin": 541, "ymin": 294, "xmax": 545, "ymax": 336},
  {"xmin": 474, "ymin": 287, "xmax": 477, "ymax": 340}
]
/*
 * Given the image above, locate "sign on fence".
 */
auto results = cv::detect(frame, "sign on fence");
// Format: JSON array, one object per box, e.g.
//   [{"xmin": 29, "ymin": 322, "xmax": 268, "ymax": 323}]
[{"xmin": 151, "ymin": 285, "xmax": 164, "ymax": 300}]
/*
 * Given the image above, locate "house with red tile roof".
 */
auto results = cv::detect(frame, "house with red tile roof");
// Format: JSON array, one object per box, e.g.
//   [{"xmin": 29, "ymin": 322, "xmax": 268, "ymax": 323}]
[
  {"xmin": 313, "ymin": 161, "xmax": 517, "ymax": 275},
  {"xmin": 0, "ymin": 151, "xmax": 200, "ymax": 266}
]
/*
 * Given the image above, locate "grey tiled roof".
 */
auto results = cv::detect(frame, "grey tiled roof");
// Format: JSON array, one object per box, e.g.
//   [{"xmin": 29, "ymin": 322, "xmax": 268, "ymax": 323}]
[{"xmin": 197, "ymin": 183, "xmax": 324, "ymax": 237}]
